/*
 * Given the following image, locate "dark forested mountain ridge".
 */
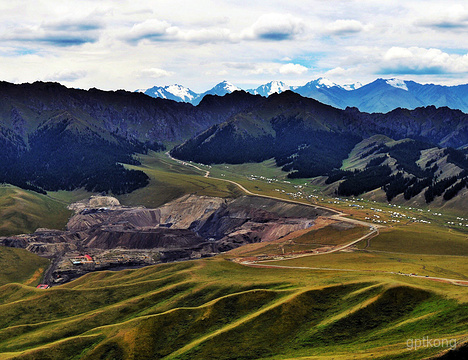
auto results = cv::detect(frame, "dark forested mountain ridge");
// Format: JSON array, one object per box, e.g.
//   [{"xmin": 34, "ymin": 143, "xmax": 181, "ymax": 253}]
[
  {"xmin": 171, "ymin": 91, "xmax": 468, "ymax": 203},
  {"xmin": 172, "ymin": 91, "xmax": 468, "ymax": 163},
  {"xmin": 0, "ymin": 81, "xmax": 261, "ymax": 143},
  {"xmin": 0, "ymin": 81, "xmax": 260, "ymax": 194}
]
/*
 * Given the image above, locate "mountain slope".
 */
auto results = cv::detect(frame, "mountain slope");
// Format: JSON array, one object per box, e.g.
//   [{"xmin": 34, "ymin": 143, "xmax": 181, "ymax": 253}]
[
  {"xmin": 171, "ymin": 91, "xmax": 468, "ymax": 204},
  {"xmin": 0, "ymin": 185, "xmax": 72, "ymax": 236},
  {"xmin": 0, "ymin": 258, "xmax": 466, "ymax": 359},
  {"xmin": 0, "ymin": 81, "xmax": 260, "ymax": 194}
]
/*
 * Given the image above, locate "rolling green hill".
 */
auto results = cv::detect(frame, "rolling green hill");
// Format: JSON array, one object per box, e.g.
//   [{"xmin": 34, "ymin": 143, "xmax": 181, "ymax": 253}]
[
  {"xmin": 0, "ymin": 259, "xmax": 466, "ymax": 359},
  {"xmin": 0, "ymin": 246, "xmax": 49, "ymax": 287},
  {"xmin": 0, "ymin": 185, "xmax": 72, "ymax": 236}
]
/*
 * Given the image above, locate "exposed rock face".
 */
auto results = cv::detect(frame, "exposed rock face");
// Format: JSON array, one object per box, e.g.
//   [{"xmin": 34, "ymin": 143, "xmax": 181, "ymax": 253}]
[
  {"xmin": 84, "ymin": 228, "xmax": 204, "ymax": 250},
  {"xmin": 68, "ymin": 195, "xmax": 121, "ymax": 213}
]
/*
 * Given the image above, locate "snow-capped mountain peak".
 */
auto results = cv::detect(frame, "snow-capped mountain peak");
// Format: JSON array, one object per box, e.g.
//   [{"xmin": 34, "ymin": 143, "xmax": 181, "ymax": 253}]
[
  {"xmin": 264, "ymin": 81, "xmax": 289, "ymax": 95},
  {"xmin": 165, "ymin": 84, "xmax": 196, "ymax": 101},
  {"xmin": 316, "ymin": 77, "xmax": 337, "ymax": 88},
  {"xmin": 301, "ymin": 77, "xmax": 339, "ymax": 89},
  {"xmin": 138, "ymin": 84, "xmax": 197, "ymax": 102},
  {"xmin": 137, "ymin": 77, "xmax": 468, "ymax": 113},
  {"xmin": 341, "ymin": 82, "xmax": 363, "ymax": 91},
  {"xmin": 248, "ymin": 81, "xmax": 290, "ymax": 96},
  {"xmin": 215, "ymin": 80, "xmax": 241, "ymax": 93},
  {"xmin": 385, "ymin": 78, "xmax": 408, "ymax": 91}
]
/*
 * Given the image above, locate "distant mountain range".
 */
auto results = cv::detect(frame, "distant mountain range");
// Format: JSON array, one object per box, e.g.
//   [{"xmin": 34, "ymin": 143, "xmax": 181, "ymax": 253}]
[
  {"xmin": 137, "ymin": 81, "xmax": 241, "ymax": 106},
  {"xmin": 1, "ymin": 80, "xmax": 467, "ymax": 204},
  {"xmin": 138, "ymin": 78, "xmax": 468, "ymax": 113}
]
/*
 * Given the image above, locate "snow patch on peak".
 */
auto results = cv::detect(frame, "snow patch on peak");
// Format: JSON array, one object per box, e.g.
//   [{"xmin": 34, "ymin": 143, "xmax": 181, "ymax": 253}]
[
  {"xmin": 267, "ymin": 81, "xmax": 289, "ymax": 95},
  {"xmin": 218, "ymin": 80, "xmax": 240, "ymax": 92},
  {"xmin": 316, "ymin": 77, "xmax": 337, "ymax": 88},
  {"xmin": 155, "ymin": 89, "xmax": 167, "ymax": 99},
  {"xmin": 341, "ymin": 82, "xmax": 362, "ymax": 91},
  {"xmin": 386, "ymin": 78, "xmax": 408, "ymax": 91},
  {"xmin": 247, "ymin": 81, "xmax": 290, "ymax": 96},
  {"xmin": 166, "ymin": 84, "xmax": 195, "ymax": 101}
]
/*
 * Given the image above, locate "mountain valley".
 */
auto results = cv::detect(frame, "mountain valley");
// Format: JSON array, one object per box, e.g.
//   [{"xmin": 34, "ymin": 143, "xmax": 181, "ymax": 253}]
[{"xmin": 0, "ymin": 79, "xmax": 467, "ymax": 360}]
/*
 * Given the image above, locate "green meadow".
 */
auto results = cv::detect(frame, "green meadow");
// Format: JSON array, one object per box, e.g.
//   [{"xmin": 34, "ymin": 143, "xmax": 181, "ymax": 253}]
[
  {"xmin": 0, "ymin": 185, "xmax": 72, "ymax": 237},
  {"xmin": 0, "ymin": 258, "xmax": 466, "ymax": 359}
]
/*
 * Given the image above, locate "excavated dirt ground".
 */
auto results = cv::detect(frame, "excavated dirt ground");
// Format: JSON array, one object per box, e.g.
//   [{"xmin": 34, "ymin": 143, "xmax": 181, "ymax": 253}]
[{"xmin": 0, "ymin": 194, "xmax": 335, "ymax": 285}]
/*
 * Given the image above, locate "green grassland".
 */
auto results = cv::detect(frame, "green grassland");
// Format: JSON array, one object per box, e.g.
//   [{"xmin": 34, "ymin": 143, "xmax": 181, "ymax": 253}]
[
  {"xmin": 119, "ymin": 151, "xmax": 243, "ymax": 208},
  {"xmin": 266, "ymin": 251, "xmax": 468, "ymax": 281},
  {"xmin": 0, "ymin": 185, "xmax": 72, "ymax": 236},
  {"xmin": 357, "ymin": 224, "xmax": 468, "ymax": 256},
  {"xmin": 0, "ymin": 259, "xmax": 466, "ymax": 360},
  {"xmin": 0, "ymin": 246, "xmax": 49, "ymax": 287},
  {"xmin": 292, "ymin": 223, "xmax": 369, "ymax": 247}
]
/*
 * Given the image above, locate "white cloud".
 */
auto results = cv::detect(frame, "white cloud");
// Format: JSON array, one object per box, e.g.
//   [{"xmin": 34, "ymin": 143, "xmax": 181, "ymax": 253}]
[
  {"xmin": 416, "ymin": 4, "xmax": 468, "ymax": 29},
  {"xmin": 140, "ymin": 68, "xmax": 175, "ymax": 78},
  {"xmin": 380, "ymin": 47, "xmax": 468, "ymax": 74},
  {"xmin": 124, "ymin": 19, "xmax": 173, "ymax": 43},
  {"xmin": 325, "ymin": 67, "xmax": 348, "ymax": 76},
  {"xmin": 225, "ymin": 62, "xmax": 308, "ymax": 76},
  {"xmin": 326, "ymin": 20, "xmax": 369, "ymax": 35},
  {"xmin": 1, "ymin": 17, "xmax": 102, "ymax": 47},
  {"xmin": 2, "ymin": 0, "xmax": 468, "ymax": 90},
  {"xmin": 123, "ymin": 18, "xmax": 236, "ymax": 44},
  {"xmin": 279, "ymin": 63, "xmax": 308, "ymax": 75},
  {"xmin": 242, "ymin": 13, "xmax": 305, "ymax": 41},
  {"xmin": 124, "ymin": 13, "xmax": 307, "ymax": 44},
  {"xmin": 46, "ymin": 69, "xmax": 87, "ymax": 82},
  {"xmin": 177, "ymin": 28, "xmax": 233, "ymax": 43},
  {"xmin": 204, "ymin": 69, "xmax": 228, "ymax": 76}
]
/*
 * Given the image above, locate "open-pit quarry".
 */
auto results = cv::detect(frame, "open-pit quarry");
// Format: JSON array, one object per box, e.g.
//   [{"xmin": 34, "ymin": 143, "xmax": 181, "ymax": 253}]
[{"xmin": 0, "ymin": 194, "xmax": 341, "ymax": 285}]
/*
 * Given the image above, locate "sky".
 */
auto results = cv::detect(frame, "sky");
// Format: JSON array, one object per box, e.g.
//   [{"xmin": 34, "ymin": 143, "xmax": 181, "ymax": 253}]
[{"xmin": 1, "ymin": 0, "xmax": 468, "ymax": 92}]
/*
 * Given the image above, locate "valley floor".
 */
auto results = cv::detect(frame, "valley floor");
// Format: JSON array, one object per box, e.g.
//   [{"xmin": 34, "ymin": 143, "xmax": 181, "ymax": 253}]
[{"xmin": 0, "ymin": 150, "xmax": 466, "ymax": 359}]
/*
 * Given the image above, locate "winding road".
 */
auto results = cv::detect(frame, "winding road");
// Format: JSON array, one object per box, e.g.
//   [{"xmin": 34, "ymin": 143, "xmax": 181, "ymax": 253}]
[{"xmin": 166, "ymin": 152, "xmax": 468, "ymax": 287}]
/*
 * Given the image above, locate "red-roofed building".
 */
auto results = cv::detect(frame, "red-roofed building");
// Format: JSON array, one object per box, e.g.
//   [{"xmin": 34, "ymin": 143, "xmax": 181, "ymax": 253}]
[{"xmin": 36, "ymin": 284, "xmax": 50, "ymax": 289}]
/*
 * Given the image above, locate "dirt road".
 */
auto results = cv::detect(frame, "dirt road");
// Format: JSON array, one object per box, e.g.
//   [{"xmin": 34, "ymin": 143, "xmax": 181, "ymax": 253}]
[
  {"xmin": 167, "ymin": 152, "xmax": 468, "ymax": 287},
  {"xmin": 165, "ymin": 152, "xmax": 378, "ymax": 226},
  {"xmin": 242, "ymin": 263, "xmax": 468, "ymax": 287},
  {"xmin": 166, "ymin": 151, "xmax": 383, "ymax": 253}
]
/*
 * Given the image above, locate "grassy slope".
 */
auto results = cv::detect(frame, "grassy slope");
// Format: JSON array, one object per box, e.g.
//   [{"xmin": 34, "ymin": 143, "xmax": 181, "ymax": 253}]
[
  {"xmin": 359, "ymin": 224, "xmax": 468, "ymax": 256},
  {"xmin": 267, "ymin": 251, "xmax": 468, "ymax": 281},
  {"xmin": 228, "ymin": 223, "xmax": 370, "ymax": 257},
  {"xmin": 0, "ymin": 259, "xmax": 465, "ymax": 360},
  {"xmin": 0, "ymin": 246, "xmax": 49, "ymax": 287},
  {"xmin": 119, "ymin": 151, "xmax": 243, "ymax": 208},
  {"xmin": 0, "ymin": 185, "xmax": 72, "ymax": 236}
]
